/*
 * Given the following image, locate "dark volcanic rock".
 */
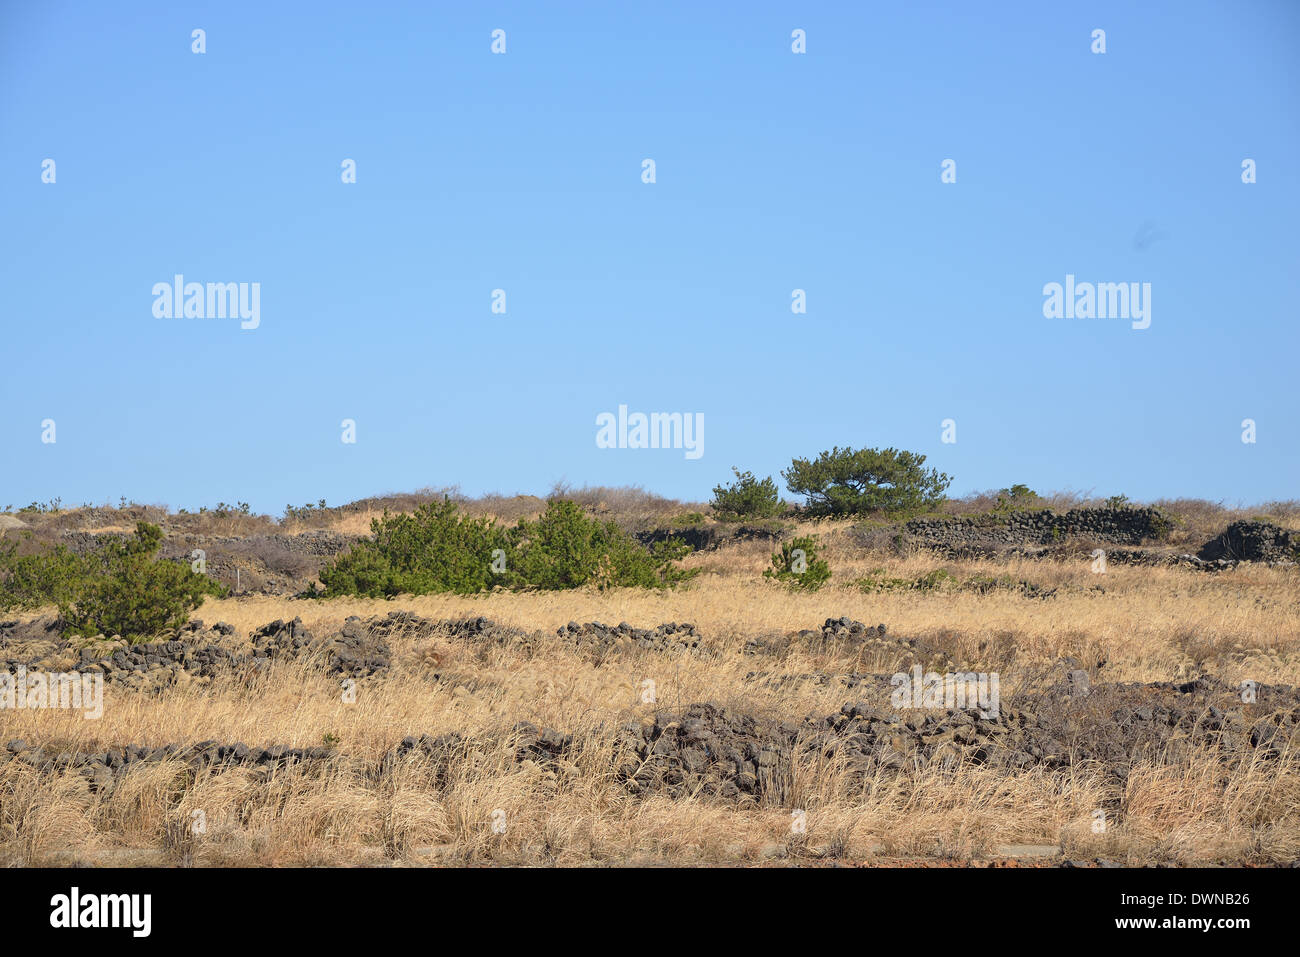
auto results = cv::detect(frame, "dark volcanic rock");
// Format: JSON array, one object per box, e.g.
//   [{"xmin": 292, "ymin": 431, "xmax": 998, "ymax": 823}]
[
  {"xmin": 559, "ymin": 620, "xmax": 705, "ymax": 657},
  {"xmin": 615, "ymin": 703, "xmax": 799, "ymax": 803},
  {"xmin": 903, "ymin": 507, "xmax": 1171, "ymax": 550},
  {"xmin": 635, "ymin": 524, "xmax": 786, "ymax": 553},
  {"xmin": 1198, "ymin": 521, "xmax": 1298, "ymax": 564},
  {"xmin": 758, "ymin": 618, "xmax": 954, "ymax": 671}
]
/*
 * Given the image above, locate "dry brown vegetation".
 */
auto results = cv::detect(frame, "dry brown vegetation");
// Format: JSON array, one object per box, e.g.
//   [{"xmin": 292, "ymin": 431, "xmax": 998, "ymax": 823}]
[
  {"xmin": 7, "ymin": 489, "xmax": 1296, "ymax": 540},
  {"xmin": 2, "ymin": 494, "xmax": 1298, "ymax": 867}
]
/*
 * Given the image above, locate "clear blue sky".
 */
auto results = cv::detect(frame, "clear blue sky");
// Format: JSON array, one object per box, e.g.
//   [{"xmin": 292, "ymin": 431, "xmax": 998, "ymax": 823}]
[{"xmin": 2, "ymin": 0, "xmax": 1297, "ymax": 515}]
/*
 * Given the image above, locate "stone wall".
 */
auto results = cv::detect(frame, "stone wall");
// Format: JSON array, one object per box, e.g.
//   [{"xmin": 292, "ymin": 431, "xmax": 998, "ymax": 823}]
[{"xmin": 903, "ymin": 507, "xmax": 1170, "ymax": 549}]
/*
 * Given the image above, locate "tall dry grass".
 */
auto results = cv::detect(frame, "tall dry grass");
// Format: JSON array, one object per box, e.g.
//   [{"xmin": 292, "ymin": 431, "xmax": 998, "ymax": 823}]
[{"xmin": 2, "ymin": 502, "xmax": 1298, "ymax": 867}]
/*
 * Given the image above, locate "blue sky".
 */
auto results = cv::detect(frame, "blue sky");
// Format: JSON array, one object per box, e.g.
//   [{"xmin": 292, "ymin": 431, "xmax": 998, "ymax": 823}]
[{"xmin": 2, "ymin": 0, "xmax": 1297, "ymax": 515}]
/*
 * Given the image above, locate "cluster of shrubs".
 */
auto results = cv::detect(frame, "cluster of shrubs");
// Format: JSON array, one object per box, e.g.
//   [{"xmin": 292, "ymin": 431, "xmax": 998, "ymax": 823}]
[
  {"xmin": 0, "ymin": 522, "xmax": 226, "ymax": 642},
  {"xmin": 709, "ymin": 448, "xmax": 952, "ymax": 588},
  {"xmin": 711, "ymin": 446, "xmax": 951, "ymax": 520},
  {"xmin": 283, "ymin": 499, "xmax": 329, "ymax": 523},
  {"xmin": 6, "ymin": 497, "xmax": 63, "ymax": 515},
  {"xmin": 312, "ymin": 499, "xmax": 697, "ymax": 598},
  {"xmin": 3, "ymin": 445, "xmax": 1176, "ymax": 634},
  {"xmin": 0, "ymin": 500, "xmax": 702, "ymax": 638}
]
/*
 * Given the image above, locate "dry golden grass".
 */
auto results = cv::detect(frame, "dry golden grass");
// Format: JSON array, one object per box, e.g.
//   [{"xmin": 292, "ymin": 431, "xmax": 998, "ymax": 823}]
[{"xmin": 2, "ymin": 517, "xmax": 1298, "ymax": 867}]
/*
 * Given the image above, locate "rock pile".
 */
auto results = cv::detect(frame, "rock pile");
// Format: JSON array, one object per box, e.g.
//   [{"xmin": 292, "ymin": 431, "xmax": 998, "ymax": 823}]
[
  {"xmin": 902, "ymin": 512, "xmax": 1297, "ymax": 568},
  {"xmin": 802, "ymin": 617, "xmax": 889, "ymax": 645},
  {"xmin": 1198, "ymin": 521, "xmax": 1298, "ymax": 564},
  {"xmin": 0, "ymin": 615, "xmax": 392, "ymax": 690},
  {"xmin": 635, "ymin": 524, "xmax": 786, "ymax": 553},
  {"xmin": 614, "ymin": 704, "xmax": 798, "ymax": 802},
  {"xmin": 243, "ymin": 617, "xmax": 393, "ymax": 677},
  {"xmin": 0, "ymin": 619, "xmax": 244, "ymax": 693},
  {"xmin": 0, "ymin": 613, "xmax": 714, "ymax": 691},
  {"xmin": 616, "ymin": 677, "xmax": 1300, "ymax": 801},
  {"xmin": 749, "ymin": 618, "xmax": 954, "ymax": 671},
  {"xmin": 251, "ymin": 531, "xmax": 355, "ymax": 558},
  {"xmin": 381, "ymin": 721, "xmax": 573, "ymax": 775},
  {"xmin": 558, "ymin": 620, "xmax": 706, "ymax": 657},
  {"xmin": 0, "ymin": 737, "xmax": 338, "ymax": 792},
  {"xmin": 817, "ymin": 676, "xmax": 1300, "ymax": 777},
  {"xmin": 440, "ymin": 615, "xmax": 533, "ymax": 646},
  {"xmin": 1095, "ymin": 548, "xmax": 1240, "ymax": 571},
  {"xmin": 327, "ymin": 619, "xmax": 393, "ymax": 677}
]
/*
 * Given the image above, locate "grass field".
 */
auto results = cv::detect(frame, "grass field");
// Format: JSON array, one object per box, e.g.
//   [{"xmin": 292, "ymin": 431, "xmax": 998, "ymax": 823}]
[{"xmin": 2, "ymin": 503, "xmax": 1298, "ymax": 867}]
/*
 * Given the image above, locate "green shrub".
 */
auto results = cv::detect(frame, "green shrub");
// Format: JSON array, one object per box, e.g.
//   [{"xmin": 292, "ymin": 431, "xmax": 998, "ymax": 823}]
[
  {"xmin": 711, "ymin": 468, "xmax": 784, "ymax": 520},
  {"xmin": 317, "ymin": 499, "xmax": 510, "ymax": 598},
  {"xmin": 763, "ymin": 535, "xmax": 831, "ymax": 590},
  {"xmin": 1149, "ymin": 509, "xmax": 1175, "ymax": 541},
  {"xmin": 993, "ymin": 484, "xmax": 1042, "ymax": 514},
  {"xmin": 0, "ymin": 538, "xmax": 85, "ymax": 612},
  {"xmin": 782, "ymin": 447, "xmax": 951, "ymax": 517},
  {"xmin": 0, "ymin": 522, "xmax": 226, "ymax": 642},
  {"xmin": 513, "ymin": 500, "xmax": 696, "ymax": 590},
  {"xmin": 315, "ymin": 498, "xmax": 696, "ymax": 597}
]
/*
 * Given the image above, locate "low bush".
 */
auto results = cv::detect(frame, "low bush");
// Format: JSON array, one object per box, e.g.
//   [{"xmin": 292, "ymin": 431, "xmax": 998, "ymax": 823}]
[
  {"xmin": 0, "ymin": 522, "xmax": 227, "ymax": 642},
  {"xmin": 710, "ymin": 468, "xmax": 784, "ymax": 520},
  {"xmin": 314, "ymin": 498, "xmax": 696, "ymax": 598},
  {"xmin": 992, "ymin": 484, "xmax": 1042, "ymax": 514},
  {"xmin": 763, "ymin": 535, "xmax": 831, "ymax": 590},
  {"xmin": 317, "ymin": 499, "xmax": 510, "ymax": 597},
  {"xmin": 513, "ymin": 500, "xmax": 696, "ymax": 590}
]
